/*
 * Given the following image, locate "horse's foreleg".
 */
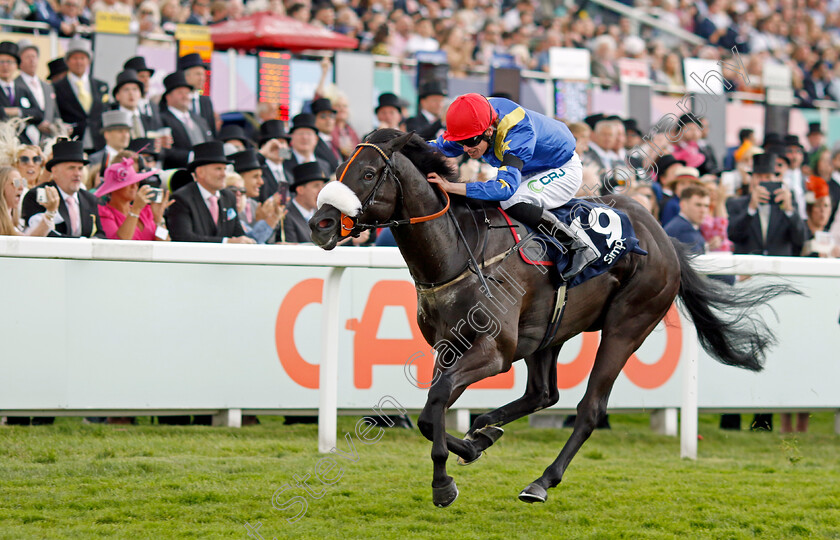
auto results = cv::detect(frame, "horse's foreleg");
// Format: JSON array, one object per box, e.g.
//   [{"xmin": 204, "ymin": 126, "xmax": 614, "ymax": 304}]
[{"xmin": 417, "ymin": 375, "xmax": 459, "ymax": 507}]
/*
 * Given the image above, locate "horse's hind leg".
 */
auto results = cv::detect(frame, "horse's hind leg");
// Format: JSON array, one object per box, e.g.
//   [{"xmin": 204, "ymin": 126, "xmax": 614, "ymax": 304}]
[{"xmin": 519, "ymin": 305, "xmax": 672, "ymax": 503}]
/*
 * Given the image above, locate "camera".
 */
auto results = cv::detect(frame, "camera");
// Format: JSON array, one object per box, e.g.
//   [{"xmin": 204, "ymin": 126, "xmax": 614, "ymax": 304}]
[
  {"xmin": 35, "ymin": 187, "xmax": 47, "ymax": 205},
  {"xmin": 147, "ymin": 187, "xmax": 163, "ymax": 203}
]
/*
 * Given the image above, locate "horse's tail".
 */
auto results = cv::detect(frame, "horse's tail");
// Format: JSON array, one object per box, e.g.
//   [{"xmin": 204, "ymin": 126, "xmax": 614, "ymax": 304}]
[{"xmin": 670, "ymin": 238, "xmax": 801, "ymax": 372}]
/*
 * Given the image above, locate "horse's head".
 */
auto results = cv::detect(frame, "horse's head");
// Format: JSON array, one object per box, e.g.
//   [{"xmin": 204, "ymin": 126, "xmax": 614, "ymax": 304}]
[{"xmin": 310, "ymin": 131, "xmax": 413, "ymax": 249}]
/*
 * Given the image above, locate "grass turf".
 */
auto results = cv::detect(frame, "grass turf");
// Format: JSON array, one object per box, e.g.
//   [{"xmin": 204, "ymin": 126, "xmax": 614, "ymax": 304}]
[{"xmin": 1, "ymin": 413, "xmax": 838, "ymax": 539}]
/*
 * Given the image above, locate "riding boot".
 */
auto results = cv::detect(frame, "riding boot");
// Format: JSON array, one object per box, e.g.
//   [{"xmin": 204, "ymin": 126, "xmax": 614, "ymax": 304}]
[{"xmin": 537, "ymin": 210, "xmax": 599, "ymax": 282}]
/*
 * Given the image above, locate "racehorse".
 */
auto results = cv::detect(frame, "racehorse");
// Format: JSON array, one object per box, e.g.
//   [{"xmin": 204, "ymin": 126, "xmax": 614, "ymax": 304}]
[{"xmin": 309, "ymin": 130, "xmax": 795, "ymax": 507}]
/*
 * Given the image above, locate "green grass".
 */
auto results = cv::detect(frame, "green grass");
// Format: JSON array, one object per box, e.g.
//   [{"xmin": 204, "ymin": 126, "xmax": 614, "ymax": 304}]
[{"xmin": 1, "ymin": 413, "xmax": 839, "ymax": 539}]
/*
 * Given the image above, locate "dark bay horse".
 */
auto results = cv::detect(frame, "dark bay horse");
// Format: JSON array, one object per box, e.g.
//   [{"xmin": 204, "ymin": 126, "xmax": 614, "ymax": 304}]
[{"xmin": 309, "ymin": 130, "xmax": 794, "ymax": 507}]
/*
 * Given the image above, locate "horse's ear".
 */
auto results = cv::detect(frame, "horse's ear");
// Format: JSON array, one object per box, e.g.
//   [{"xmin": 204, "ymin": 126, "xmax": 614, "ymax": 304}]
[{"xmin": 384, "ymin": 131, "xmax": 414, "ymax": 156}]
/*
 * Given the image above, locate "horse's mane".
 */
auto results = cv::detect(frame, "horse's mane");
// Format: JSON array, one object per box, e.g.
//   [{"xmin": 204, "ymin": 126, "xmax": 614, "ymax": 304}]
[{"xmin": 364, "ymin": 129, "xmax": 458, "ymax": 183}]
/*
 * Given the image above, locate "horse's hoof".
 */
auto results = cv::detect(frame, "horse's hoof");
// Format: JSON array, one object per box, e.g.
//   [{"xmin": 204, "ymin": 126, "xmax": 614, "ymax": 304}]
[
  {"xmin": 457, "ymin": 451, "xmax": 482, "ymax": 466},
  {"xmin": 432, "ymin": 479, "xmax": 459, "ymax": 508},
  {"xmin": 518, "ymin": 483, "xmax": 548, "ymax": 504},
  {"xmin": 470, "ymin": 425, "xmax": 505, "ymax": 446}
]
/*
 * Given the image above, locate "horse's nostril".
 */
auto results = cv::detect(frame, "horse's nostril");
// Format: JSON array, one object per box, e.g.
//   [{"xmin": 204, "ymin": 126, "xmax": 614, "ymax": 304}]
[{"xmin": 318, "ymin": 219, "xmax": 334, "ymax": 229}]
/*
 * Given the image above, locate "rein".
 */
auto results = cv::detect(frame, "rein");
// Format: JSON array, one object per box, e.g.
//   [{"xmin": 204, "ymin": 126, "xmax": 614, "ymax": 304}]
[{"xmin": 337, "ymin": 142, "xmax": 450, "ymax": 236}]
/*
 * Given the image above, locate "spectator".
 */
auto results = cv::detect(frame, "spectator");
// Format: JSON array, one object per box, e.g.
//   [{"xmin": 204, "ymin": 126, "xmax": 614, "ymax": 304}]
[
  {"xmin": 473, "ymin": 20, "xmax": 505, "ymax": 67},
  {"xmin": 654, "ymin": 52, "xmax": 685, "ymax": 90},
  {"xmin": 782, "ymin": 135, "xmax": 807, "ymax": 219},
  {"xmin": 127, "ymin": 137, "xmax": 161, "ymax": 171},
  {"xmin": 802, "ymin": 61, "xmax": 838, "ymax": 106},
  {"xmin": 567, "ymin": 122, "xmax": 591, "ymax": 158},
  {"xmin": 47, "ymin": 58, "xmax": 68, "ymax": 84},
  {"xmin": 112, "ymin": 69, "xmax": 165, "ymax": 155},
  {"xmin": 583, "ymin": 118, "xmax": 619, "ymax": 173},
  {"xmin": 122, "ymin": 56, "xmax": 159, "ymax": 121},
  {"xmin": 671, "ymin": 114, "xmax": 708, "ymax": 172},
  {"xmin": 88, "ymin": 110, "xmax": 133, "ymax": 172},
  {"xmin": 209, "ymin": 0, "xmax": 228, "ymax": 24},
  {"xmin": 185, "ymin": 0, "xmax": 210, "ymax": 25},
  {"xmin": 285, "ymin": 113, "xmax": 331, "ymax": 182},
  {"xmin": 159, "ymin": 71, "xmax": 210, "ymax": 169},
  {"xmin": 56, "ymin": 0, "xmax": 92, "ymax": 38},
  {"xmin": 90, "ymin": 0, "xmax": 131, "ymax": 17},
  {"xmin": 54, "ymin": 38, "xmax": 108, "ymax": 151},
  {"xmin": 0, "ymin": 41, "xmax": 43, "ymax": 143},
  {"xmin": 311, "ymin": 3, "xmax": 335, "ymax": 29},
  {"xmin": 723, "ymin": 128, "xmax": 755, "ymax": 172},
  {"xmin": 136, "ymin": 1, "xmax": 163, "ymax": 36},
  {"xmin": 0, "ymin": 166, "xmax": 58, "ymax": 237},
  {"xmin": 159, "ymin": 0, "xmax": 183, "ymax": 34},
  {"xmin": 801, "ymin": 175, "xmax": 837, "ymax": 258},
  {"xmin": 16, "ymin": 39, "xmax": 59, "ymax": 145},
  {"xmin": 825, "ymin": 150, "xmax": 840, "ymax": 228},
  {"xmin": 373, "ymin": 92, "xmax": 403, "ymax": 131},
  {"xmin": 25, "ymin": 0, "xmax": 63, "ymax": 35},
  {"xmin": 804, "ymin": 122, "xmax": 826, "ymax": 165},
  {"xmin": 664, "ymin": 184, "xmax": 710, "ymax": 254},
  {"xmin": 590, "ymin": 35, "xmax": 619, "ymax": 89},
  {"xmin": 627, "ymin": 184, "xmax": 660, "ymax": 216},
  {"xmin": 330, "ymin": 93, "xmax": 360, "ymax": 160},
  {"xmin": 699, "ymin": 178, "xmax": 734, "ymax": 256},
  {"xmin": 219, "ymin": 125, "xmax": 252, "ymax": 153},
  {"xmin": 310, "ymin": 97, "xmax": 341, "ymax": 173},
  {"xmin": 257, "ymin": 119, "xmax": 292, "ymax": 202},
  {"xmin": 14, "ymin": 145, "xmax": 46, "ymax": 190},
  {"xmin": 166, "ymin": 141, "xmax": 254, "ymax": 244},
  {"xmin": 95, "ymin": 152, "xmax": 170, "ymax": 241},
  {"xmin": 405, "ymin": 81, "xmax": 446, "ymax": 140},
  {"xmin": 228, "ymin": 149, "xmax": 282, "ymax": 244},
  {"xmin": 439, "ymin": 26, "xmax": 473, "ymax": 78},
  {"xmin": 177, "ymin": 53, "xmax": 217, "ymax": 139},
  {"xmin": 406, "ymin": 19, "xmax": 440, "ymax": 55},
  {"xmin": 21, "ymin": 140, "xmax": 105, "ymax": 238},
  {"xmin": 283, "ymin": 161, "xmax": 327, "ymax": 243}
]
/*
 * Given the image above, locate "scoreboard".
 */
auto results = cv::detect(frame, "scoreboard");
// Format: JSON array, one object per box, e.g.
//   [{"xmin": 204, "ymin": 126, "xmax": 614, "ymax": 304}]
[{"xmin": 258, "ymin": 51, "xmax": 292, "ymax": 121}]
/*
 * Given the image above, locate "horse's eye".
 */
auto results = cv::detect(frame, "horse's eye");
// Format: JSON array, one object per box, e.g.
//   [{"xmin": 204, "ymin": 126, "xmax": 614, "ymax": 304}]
[{"xmin": 364, "ymin": 171, "xmax": 374, "ymax": 180}]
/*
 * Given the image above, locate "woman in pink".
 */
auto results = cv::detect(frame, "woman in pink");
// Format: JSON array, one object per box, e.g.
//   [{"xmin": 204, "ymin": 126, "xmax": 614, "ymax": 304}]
[
  {"xmin": 96, "ymin": 152, "xmax": 170, "ymax": 241},
  {"xmin": 699, "ymin": 179, "xmax": 733, "ymax": 253}
]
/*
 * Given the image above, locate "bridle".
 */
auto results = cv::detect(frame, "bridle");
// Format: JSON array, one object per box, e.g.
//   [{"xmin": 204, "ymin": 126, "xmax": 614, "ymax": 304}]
[{"xmin": 336, "ymin": 142, "xmax": 450, "ymax": 237}]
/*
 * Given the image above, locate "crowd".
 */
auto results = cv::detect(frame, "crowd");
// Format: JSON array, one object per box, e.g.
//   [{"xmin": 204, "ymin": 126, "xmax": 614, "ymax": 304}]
[{"xmin": 2, "ymin": 0, "xmax": 838, "ymax": 430}]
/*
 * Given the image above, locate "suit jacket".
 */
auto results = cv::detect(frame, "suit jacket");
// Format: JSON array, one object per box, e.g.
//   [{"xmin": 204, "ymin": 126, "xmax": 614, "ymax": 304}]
[
  {"xmin": 283, "ymin": 154, "xmax": 331, "ymax": 184},
  {"xmin": 726, "ymin": 196, "xmax": 807, "ymax": 256},
  {"xmin": 16, "ymin": 75, "xmax": 58, "ymax": 125},
  {"xmin": 259, "ymin": 155, "xmax": 291, "ymax": 203},
  {"xmin": 827, "ymin": 175, "xmax": 840, "ymax": 228},
  {"xmin": 0, "ymin": 79, "xmax": 44, "ymax": 140},
  {"xmin": 405, "ymin": 112, "xmax": 442, "ymax": 141},
  {"xmin": 54, "ymin": 75, "xmax": 109, "ymax": 150},
  {"xmin": 664, "ymin": 214, "xmax": 705, "ymax": 254},
  {"xmin": 282, "ymin": 200, "xmax": 313, "ymax": 244},
  {"xmin": 20, "ymin": 180, "xmax": 105, "ymax": 238},
  {"xmin": 166, "ymin": 181, "xmax": 246, "ymax": 242},
  {"xmin": 315, "ymin": 136, "xmax": 340, "ymax": 173},
  {"xmin": 159, "ymin": 106, "xmax": 211, "ymax": 169},
  {"xmin": 191, "ymin": 94, "xmax": 216, "ymax": 139},
  {"xmin": 697, "ymin": 142, "xmax": 720, "ymax": 176},
  {"xmin": 110, "ymin": 103, "xmax": 163, "ymax": 136}
]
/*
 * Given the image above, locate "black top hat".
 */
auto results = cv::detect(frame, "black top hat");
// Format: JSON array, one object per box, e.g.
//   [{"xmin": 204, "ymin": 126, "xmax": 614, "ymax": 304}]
[
  {"xmin": 113, "ymin": 69, "xmax": 144, "ymax": 97},
  {"xmin": 375, "ymin": 92, "xmax": 402, "ymax": 113},
  {"xmin": 178, "ymin": 52, "xmax": 208, "ymax": 71},
  {"xmin": 123, "ymin": 56, "xmax": 155, "ymax": 76},
  {"xmin": 783, "ymin": 134, "xmax": 804, "ymax": 148},
  {"xmin": 583, "ymin": 113, "xmax": 604, "ymax": 129},
  {"xmin": 623, "ymin": 118, "xmax": 640, "ymax": 135},
  {"xmin": 188, "ymin": 141, "xmax": 232, "ymax": 172},
  {"xmin": 0, "ymin": 41, "xmax": 19, "ymax": 64},
  {"xmin": 808, "ymin": 122, "xmax": 822, "ymax": 135},
  {"xmin": 230, "ymin": 149, "xmax": 262, "ymax": 174},
  {"xmin": 167, "ymin": 169, "xmax": 193, "ymax": 193},
  {"xmin": 258, "ymin": 119, "xmax": 291, "ymax": 146},
  {"xmin": 46, "ymin": 140, "xmax": 89, "ymax": 171},
  {"xmin": 291, "ymin": 161, "xmax": 329, "ymax": 191},
  {"xmin": 752, "ymin": 152, "xmax": 777, "ymax": 175},
  {"xmin": 219, "ymin": 124, "xmax": 253, "ymax": 146},
  {"xmin": 311, "ymin": 97, "xmax": 336, "ymax": 115},
  {"xmin": 765, "ymin": 145, "xmax": 790, "ymax": 166},
  {"xmin": 763, "ymin": 132, "xmax": 783, "ymax": 147},
  {"xmin": 162, "ymin": 71, "xmax": 193, "ymax": 96},
  {"xmin": 48, "ymin": 58, "xmax": 68, "ymax": 80},
  {"xmin": 289, "ymin": 113, "xmax": 318, "ymax": 134},
  {"xmin": 128, "ymin": 138, "xmax": 158, "ymax": 158},
  {"xmin": 678, "ymin": 112, "xmax": 701, "ymax": 127},
  {"xmin": 418, "ymin": 80, "xmax": 446, "ymax": 99},
  {"xmin": 655, "ymin": 154, "xmax": 686, "ymax": 177}
]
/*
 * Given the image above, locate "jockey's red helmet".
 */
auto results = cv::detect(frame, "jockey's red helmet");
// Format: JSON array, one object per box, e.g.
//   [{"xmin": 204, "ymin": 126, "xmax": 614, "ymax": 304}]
[{"xmin": 442, "ymin": 93, "xmax": 498, "ymax": 142}]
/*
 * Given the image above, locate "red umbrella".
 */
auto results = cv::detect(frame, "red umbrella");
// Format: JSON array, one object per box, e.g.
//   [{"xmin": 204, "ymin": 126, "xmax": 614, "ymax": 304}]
[{"xmin": 210, "ymin": 12, "xmax": 358, "ymax": 52}]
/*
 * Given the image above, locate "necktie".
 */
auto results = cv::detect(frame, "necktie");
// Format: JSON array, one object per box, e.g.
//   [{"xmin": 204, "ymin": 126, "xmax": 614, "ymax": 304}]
[
  {"xmin": 207, "ymin": 194, "xmax": 219, "ymax": 224},
  {"xmin": 5, "ymin": 85, "xmax": 13, "ymax": 103},
  {"xmin": 244, "ymin": 201, "xmax": 253, "ymax": 223},
  {"xmin": 131, "ymin": 113, "xmax": 144, "ymax": 138},
  {"xmin": 76, "ymin": 78, "xmax": 91, "ymax": 111},
  {"xmin": 184, "ymin": 114, "xmax": 206, "ymax": 145},
  {"xmin": 65, "ymin": 196, "xmax": 80, "ymax": 236},
  {"xmin": 192, "ymin": 95, "xmax": 200, "ymax": 115}
]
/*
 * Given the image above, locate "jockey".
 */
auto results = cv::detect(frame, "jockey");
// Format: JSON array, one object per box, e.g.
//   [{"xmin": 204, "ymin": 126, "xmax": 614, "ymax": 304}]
[{"xmin": 426, "ymin": 93, "xmax": 598, "ymax": 281}]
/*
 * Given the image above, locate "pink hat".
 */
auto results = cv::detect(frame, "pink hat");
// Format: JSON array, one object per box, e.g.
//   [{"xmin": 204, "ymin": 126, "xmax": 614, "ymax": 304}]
[{"xmin": 95, "ymin": 157, "xmax": 158, "ymax": 198}]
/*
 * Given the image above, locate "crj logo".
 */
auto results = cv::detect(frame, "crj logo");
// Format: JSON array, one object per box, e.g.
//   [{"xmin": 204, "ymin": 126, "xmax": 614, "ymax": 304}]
[{"xmin": 274, "ymin": 279, "xmax": 682, "ymax": 391}]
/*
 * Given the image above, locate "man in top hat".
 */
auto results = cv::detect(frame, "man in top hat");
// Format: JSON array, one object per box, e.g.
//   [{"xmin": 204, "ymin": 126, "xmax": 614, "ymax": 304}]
[
  {"xmin": 583, "ymin": 116, "xmax": 620, "ymax": 172},
  {"xmin": 660, "ymin": 165, "xmax": 704, "ymax": 226},
  {"xmin": 16, "ymin": 39, "xmax": 59, "ymax": 144},
  {"xmin": 159, "ymin": 71, "xmax": 211, "ymax": 169},
  {"xmin": 219, "ymin": 124, "xmax": 252, "ymax": 153},
  {"xmin": 0, "ymin": 42, "xmax": 43, "ymax": 143},
  {"xmin": 21, "ymin": 139, "xmax": 105, "ymax": 238},
  {"xmin": 664, "ymin": 184, "xmax": 711, "ymax": 255},
  {"xmin": 782, "ymin": 134, "xmax": 807, "ymax": 219},
  {"xmin": 112, "ymin": 69, "xmax": 163, "ymax": 141},
  {"xmin": 229, "ymin": 149, "xmax": 282, "ymax": 244},
  {"xmin": 88, "ymin": 110, "xmax": 132, "ymax": 170},
  {"xmin": 123, "ymin": 56, "xmax": 159, "ymax": 120},
  {"xmin": 177, "ymin": 53, "xmax": 217, "ymax": 139},
  {"xmin": 47, "ymin": 58, "xmax": 68, "ymax": 83},
  {"xmin": 166, "ymin": 141, "xmax": 254, "ymax": 243},
  {"xmin": 54, "ymin": 37, "xmax": 109, "ymax": 151},
  {"xmin": 805, "ymin": 122, "xmax": 825, "ymax": 163},
  {"xmin": 405, "ymin": 80, "xmax": 446, "ymax": 140},
  {"xmin": 310, "ymin": 97, "xmax": 340, "ymax": 172},
  {"xmin": 282, "ymin": 161, "xmax": 329, "ymax": 243},
  {"xmin": 726, "ymin": 152, "xmax": 806, "ymax": 257},
  {"xmin": 374, "ymin": 92, "xmax": 403, "ymax": 131},
  {"xmin": 257, "ymin": 119, "xmax": 292, "ymax": 202},
  {"xmin": 285, "ymin": 113, "xmax": 331, "ymax": 183},
  {"xmin": 623, "ymin": 118, "xmax": 643, "ymax": 150}
]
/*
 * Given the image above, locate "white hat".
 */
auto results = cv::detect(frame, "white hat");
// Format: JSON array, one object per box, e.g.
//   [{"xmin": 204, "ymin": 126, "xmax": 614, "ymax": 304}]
[{"xmin": 65, "ymin": 37, "xmax": 92, "ymax": 60}]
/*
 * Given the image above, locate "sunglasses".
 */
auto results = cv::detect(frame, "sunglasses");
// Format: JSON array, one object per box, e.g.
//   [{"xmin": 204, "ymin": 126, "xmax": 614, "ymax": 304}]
[
  {"xmin": 11, "ymin": 178, "xmax": 24, "ymax": 188},
  {"xmin": 453, "ymin": 134, "xmax": 485, "ymax": 148},
  {"xmin": 18, "ymin": 155, "xmax": 43, "ymax": 165},
  {"xmin": 230, "ymin": 187, "xmax": 247, "ymax": 195}
]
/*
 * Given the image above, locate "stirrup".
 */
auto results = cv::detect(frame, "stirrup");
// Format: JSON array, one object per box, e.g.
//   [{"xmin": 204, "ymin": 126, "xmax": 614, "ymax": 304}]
[{"xmin": 561, "ymin": 243, "xmax": 598, "ymax": 281}]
